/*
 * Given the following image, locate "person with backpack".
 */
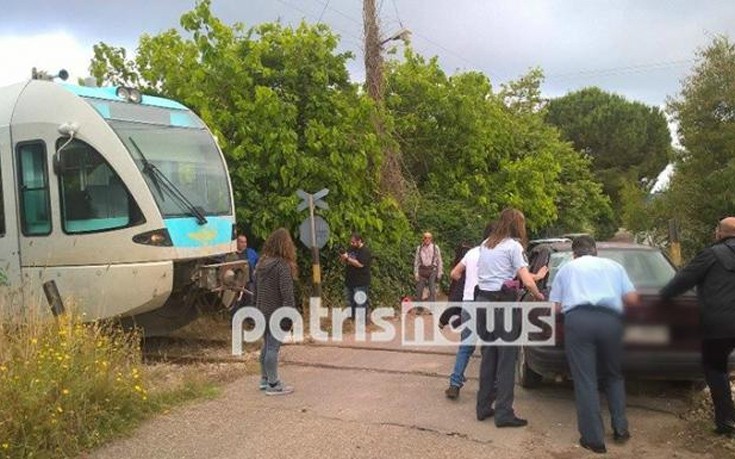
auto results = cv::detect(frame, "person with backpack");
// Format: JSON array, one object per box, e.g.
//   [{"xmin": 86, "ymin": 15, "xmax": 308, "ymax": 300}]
[
  {"xmin": 661, "ymin": 216, "xmax": 735, "ymax": 436},
  {"xmin": 413, "ymin": 232, "xmax": 443, "ymax": 312}
]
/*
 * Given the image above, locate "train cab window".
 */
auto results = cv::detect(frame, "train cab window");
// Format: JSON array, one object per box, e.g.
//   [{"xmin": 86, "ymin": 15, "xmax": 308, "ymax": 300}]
[
  {"xmin": 17, "ymin": 142, "xmax": 51, "ymax": 236},
  {"xmin": 56, "ymin": 138, "xmax": 144, "ymax": 233}
]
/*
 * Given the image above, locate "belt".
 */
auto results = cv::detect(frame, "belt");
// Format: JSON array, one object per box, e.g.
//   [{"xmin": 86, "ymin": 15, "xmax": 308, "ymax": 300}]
[{"xmin": 567, "ymin": 304, "xmax": 622, "ymax": 318}]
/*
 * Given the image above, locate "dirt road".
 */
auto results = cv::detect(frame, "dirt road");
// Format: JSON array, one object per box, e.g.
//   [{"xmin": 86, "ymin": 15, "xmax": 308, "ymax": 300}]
[{"xmin": 89, "ymin": 318, "xmax": 726, "ymax": 458}]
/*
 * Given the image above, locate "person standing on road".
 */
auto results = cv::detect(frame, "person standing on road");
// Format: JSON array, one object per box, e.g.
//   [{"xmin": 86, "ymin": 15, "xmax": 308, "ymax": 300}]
[
  {"xmin": 443, "ymin": 222, "xmax": 496, "ymax": 400},
  {"xmin": 475, "ymin": 208, "xmax": 544, "ymax": 428},
  {"xmin": 340, "ymin": 233, "xmax": 372, "ymax": 321},
  {"xmin": 413, "ymin": 232, "xmax": 443, "ymax": 312},
  {"xmin": 256, "ymin": 228, "xmax": 298, "ymax": 396},
  {"xmin": 549, "ymin": 235, "xmax": 639, "ymax": 453},
  {"xmin": 661, "ymin": 216, "xmax": 735, "ymax": 437}
]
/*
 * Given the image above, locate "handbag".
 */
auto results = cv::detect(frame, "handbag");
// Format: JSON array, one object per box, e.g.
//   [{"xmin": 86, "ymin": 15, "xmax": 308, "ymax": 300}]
[
  {"xmin": 418, "ymin": 244, "xmax": 438, "ymax": 279},
  {"xmin": 418, "ymin": 264, "xmax": 434, "ymax": 279}
]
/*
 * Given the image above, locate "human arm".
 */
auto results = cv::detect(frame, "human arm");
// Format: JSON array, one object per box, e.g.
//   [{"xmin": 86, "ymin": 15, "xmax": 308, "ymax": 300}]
[
  {"xmin": 345, "ymin": 256, "xmax": 364, "ymax": 268},
  {"xmin": 531, "ymin": 265, "xmax": 548, "ymax": 281},
  {"xmin": 450, "ymin": 260, "xmax": 466, "ymax": 281},
  {"xmin": 278, "ymin": 262, "xmax": 296, "ymax": 310},
  {"xmin": 517, "ymin": 266, "xmax": 544, "ymax": 300},
  {"xmin": 435, "ymin": 245, "xmax": 444, "ymax": 279},
  {"xmin": 413, "ymin": 246, "xmax": 421, "ymax": 280},
  {"xmin": 660, "ymin": 248, "xmax": 715, "ymax": 300}
]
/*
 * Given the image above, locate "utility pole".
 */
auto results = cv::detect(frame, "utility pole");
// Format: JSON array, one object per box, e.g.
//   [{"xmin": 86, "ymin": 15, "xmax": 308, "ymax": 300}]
[
  {"xmin": 363, "ymin": 0, "xmax": 384, "ymax": 101},
  {"xmin": 363, "ymin": 0, "xmax": 408, "ymax": 201}
]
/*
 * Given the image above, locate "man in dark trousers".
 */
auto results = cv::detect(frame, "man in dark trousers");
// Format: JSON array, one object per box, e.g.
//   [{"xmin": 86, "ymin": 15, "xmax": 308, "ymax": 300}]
[
  {"xmin": 661, "ymin": 216, "xmax": 735, "ymax": 436},
  {"xmin": 549, "ymin": 236, "xmax": 639, "ymax": 454},
  {"xmin": 340, "ymin": 233, "xmax": 372, "ymax": 321}
]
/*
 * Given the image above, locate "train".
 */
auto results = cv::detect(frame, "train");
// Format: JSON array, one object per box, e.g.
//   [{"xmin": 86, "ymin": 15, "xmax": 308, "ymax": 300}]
[{"xmin": 0, "ymin": 74, "xmax": 245, "ymax": 335}]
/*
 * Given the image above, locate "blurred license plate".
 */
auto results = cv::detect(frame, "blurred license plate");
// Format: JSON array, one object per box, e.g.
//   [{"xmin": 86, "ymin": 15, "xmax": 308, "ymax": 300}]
[{"xmin": 624, "ymin": 325, "xmax": 670, "ymax": 345}]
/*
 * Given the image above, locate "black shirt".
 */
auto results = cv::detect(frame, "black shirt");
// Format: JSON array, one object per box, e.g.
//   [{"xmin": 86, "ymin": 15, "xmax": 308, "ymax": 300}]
[{"xmin": 346, "ymin": 245, "xmax": 372, "ymax": 287}]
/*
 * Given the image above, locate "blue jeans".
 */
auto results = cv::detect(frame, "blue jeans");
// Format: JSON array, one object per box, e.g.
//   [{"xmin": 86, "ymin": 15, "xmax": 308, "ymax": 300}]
[
  {"xmin": 449, "ymin": 309, "xmax": 476, "ymax": 387},
  {"xmin": 259, "ymin": 327, "xmax": 283, "ymax": 385},
  {"xmin": 345, "ymin": 285, "xmax": 369, "ymax": 319}
]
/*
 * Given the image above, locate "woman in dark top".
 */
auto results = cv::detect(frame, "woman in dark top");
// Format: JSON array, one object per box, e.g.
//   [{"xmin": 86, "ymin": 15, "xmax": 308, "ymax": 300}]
[{"xmin": 256, "ymin": 227, "xmax": 297, "ymax": 396}]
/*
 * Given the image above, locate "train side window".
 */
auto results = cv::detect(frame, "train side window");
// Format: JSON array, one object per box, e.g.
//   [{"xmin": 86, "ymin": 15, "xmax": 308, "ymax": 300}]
[
  {"xmin": 56, "ymin": 138, "xmax": 144, "ymax": 234},
  {"xmin": 17, "ymin": 142, "xmax": 51, "ymax": 236}
]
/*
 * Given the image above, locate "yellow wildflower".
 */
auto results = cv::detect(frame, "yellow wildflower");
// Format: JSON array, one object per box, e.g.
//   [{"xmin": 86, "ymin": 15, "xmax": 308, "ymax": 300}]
[{"xmin": 62, "ymin": 389, "xmax": 69, "ymax": 395}]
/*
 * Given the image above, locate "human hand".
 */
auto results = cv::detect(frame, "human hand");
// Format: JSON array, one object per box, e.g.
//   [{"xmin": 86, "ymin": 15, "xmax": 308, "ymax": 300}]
[{"xmin": 533, "ymin": 290, "xmax": 545, "ymax": 301}]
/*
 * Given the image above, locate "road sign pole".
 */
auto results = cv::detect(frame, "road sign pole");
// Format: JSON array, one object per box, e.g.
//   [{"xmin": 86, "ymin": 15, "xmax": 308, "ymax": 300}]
[{"xmin": 308, "ymin": 195, "xmax": 322, "ymax": 297}]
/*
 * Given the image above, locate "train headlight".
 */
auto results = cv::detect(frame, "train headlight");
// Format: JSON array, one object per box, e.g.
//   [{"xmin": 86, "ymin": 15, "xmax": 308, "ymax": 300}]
[
  {"xmin": 116, "ymin": 86, "xmax": 143, "ymax": 104},
  {"xmin": 133, "ymin": 229, "xmax": 173, "ymax": 246},
  {"xmin": 128, "ymin": 88, "xmax": 142, "ymax": 104},
  {"xmin": 116, "ymin": 86, "xmax": 130, "ymax": 100}
]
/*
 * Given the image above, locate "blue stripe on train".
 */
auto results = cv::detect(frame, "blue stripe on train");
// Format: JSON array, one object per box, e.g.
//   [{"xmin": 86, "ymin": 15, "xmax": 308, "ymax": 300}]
[
  {"xmin": 61, "ymin": 84, "xmax": 188, "ymax": 110},
  {"xmin": 164, "ymin": 216, "xmax": 234, "ymax": 248}
]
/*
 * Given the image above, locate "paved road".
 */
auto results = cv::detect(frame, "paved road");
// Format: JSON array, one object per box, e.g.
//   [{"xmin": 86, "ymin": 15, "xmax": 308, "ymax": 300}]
[{"xmin": 89, "ymin": 317, "xmax": 714, "ymax": 458}]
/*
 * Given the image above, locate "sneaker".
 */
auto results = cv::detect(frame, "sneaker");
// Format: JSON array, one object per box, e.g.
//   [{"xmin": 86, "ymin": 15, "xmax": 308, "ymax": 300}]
[
  {"xmin": 259, "ymin": 377, "xmax": 268, "ymax": 391},
  {"xmin": 445, "ymin": 385, "xmax": 460, "ymax": 399},
  {"xmin": 265, "ymin": 381, "xmax": 294, "ymax": 396}
]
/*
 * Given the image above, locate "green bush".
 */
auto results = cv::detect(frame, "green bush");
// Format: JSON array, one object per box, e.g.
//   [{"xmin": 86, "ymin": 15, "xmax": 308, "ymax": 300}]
[{"xmin": 0, "ymin": 309, "xmax": 148, "ymax": 458}]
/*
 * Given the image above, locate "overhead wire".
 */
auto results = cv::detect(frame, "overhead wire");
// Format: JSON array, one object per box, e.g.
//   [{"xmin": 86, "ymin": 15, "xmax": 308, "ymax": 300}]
[
  {"xmin": 274, "ymin": 0, "xmax": 363, "ymax": 50},
  {"xmin": 545, "ymin": 59, "xmax": 695, "ymax": 82}
]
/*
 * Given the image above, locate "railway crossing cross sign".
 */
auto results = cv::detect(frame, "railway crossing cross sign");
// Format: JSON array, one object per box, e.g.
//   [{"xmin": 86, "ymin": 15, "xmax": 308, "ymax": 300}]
[{"xmin": 296, "ymin": 188, "xmax": 329, "ymax": 299}]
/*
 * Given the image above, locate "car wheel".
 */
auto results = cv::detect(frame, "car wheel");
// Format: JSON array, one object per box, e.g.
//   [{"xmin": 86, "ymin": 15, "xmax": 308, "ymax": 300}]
[{"xmin": 517, "ymin": 346, "xmax": 543, "ymax": 389}]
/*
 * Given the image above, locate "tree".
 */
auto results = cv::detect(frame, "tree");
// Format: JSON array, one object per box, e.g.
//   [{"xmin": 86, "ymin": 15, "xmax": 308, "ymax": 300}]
[
  {"xmin": 546, "ymin": 87, "xmax": 673, "ymax": 224},
  {"xmin": 90, "ymin": 0, "xmax": 414, "ymax": 306},
  {"xmin": 665, "ymin": 35, "xmax": 735, "ymax": 257},
  {"xmin": 385, "ymin": 54, "xmax": 612, "ymax": 242}
]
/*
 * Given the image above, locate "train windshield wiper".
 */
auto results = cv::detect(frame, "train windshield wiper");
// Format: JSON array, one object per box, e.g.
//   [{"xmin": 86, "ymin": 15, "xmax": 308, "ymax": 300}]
[{"xmin": 128, "ymin": 137, "xmax": 208, "ymax": 225}]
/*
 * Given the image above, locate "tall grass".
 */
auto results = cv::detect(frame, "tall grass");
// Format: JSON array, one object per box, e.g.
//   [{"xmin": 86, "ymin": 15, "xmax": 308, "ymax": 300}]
[{"xmin": 0, "ymin": 306, "xmax": 148, "ymax": 458}]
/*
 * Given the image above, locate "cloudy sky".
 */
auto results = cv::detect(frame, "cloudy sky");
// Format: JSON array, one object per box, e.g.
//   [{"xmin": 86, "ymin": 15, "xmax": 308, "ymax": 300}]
[{"xmin": 1, "ymin": 0, "xmax": 734, "ymax": 109}]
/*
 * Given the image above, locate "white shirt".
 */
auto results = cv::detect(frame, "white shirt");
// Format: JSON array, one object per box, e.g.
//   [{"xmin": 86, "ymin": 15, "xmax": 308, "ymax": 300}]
[
  {"xmin": 477, "ymin": 238, "xmax": 527, "ymax": 291},
  {"xmin": 459, "ymin": 246, "xmax": 481, "ymax": 301}
]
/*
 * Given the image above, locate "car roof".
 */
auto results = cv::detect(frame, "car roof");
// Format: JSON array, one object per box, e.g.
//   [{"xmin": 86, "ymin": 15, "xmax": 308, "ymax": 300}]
[{"xmin": 537, "ymin": 241, "xmax": 660, "ymax": 252}]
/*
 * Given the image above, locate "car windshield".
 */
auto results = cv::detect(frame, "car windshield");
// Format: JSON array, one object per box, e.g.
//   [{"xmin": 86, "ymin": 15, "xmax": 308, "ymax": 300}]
[
  {"xmin": 547, "ymin": 248, "xmax": 677, "ymax": 289},
  {"xmin": 84, "ymin": 98, "xmax": 232, "ymax": 217}
]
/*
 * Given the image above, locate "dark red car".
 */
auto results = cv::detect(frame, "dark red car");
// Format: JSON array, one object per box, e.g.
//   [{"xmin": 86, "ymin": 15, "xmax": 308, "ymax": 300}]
[{"xmin": 517, "ymin": 241, "xmax": 734, "ymax": 387}]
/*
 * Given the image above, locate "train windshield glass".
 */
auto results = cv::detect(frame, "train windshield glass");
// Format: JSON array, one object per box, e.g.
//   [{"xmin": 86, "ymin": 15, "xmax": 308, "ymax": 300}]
[{"xmin": 94, "ymin": 102, "xmax": 231, "ymax": 218}]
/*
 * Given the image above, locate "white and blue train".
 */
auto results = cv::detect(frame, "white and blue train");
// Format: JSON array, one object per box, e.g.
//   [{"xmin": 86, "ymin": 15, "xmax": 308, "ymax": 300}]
[{"xmin": 0, "ymin": 75, "xmax": 243, "ymax": 334}]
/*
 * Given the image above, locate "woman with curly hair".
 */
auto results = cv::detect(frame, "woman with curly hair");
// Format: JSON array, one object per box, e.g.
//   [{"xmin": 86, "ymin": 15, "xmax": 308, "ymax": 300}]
[{"xmin": 256, "ymin": 227, "xmax": 298, "ymax": 395}]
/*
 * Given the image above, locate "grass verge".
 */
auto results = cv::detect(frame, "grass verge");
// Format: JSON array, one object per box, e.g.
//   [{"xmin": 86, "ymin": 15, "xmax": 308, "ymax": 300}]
[{"xmin": 0, "ymin": 308, "xmax": 248, "ymax": 459}]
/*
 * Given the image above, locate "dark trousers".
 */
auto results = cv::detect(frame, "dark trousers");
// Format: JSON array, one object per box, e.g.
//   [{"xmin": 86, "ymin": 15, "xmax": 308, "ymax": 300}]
[
  {"xmin": 564, "ymin": 308, "xmax": 628, "ymax": 446},
  {"xmin": 475, "ymin": 289, "xmax": 518, "ymax": 424},
  {"xmin": 702, "ymin": 338, "xmax": 735, "ymax": 428}
]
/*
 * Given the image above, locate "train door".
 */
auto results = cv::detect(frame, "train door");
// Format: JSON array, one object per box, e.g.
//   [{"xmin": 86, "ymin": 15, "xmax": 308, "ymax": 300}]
[{"xmin": 0, "ymin": 130, "xmax": 22, "ymax": 311}]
